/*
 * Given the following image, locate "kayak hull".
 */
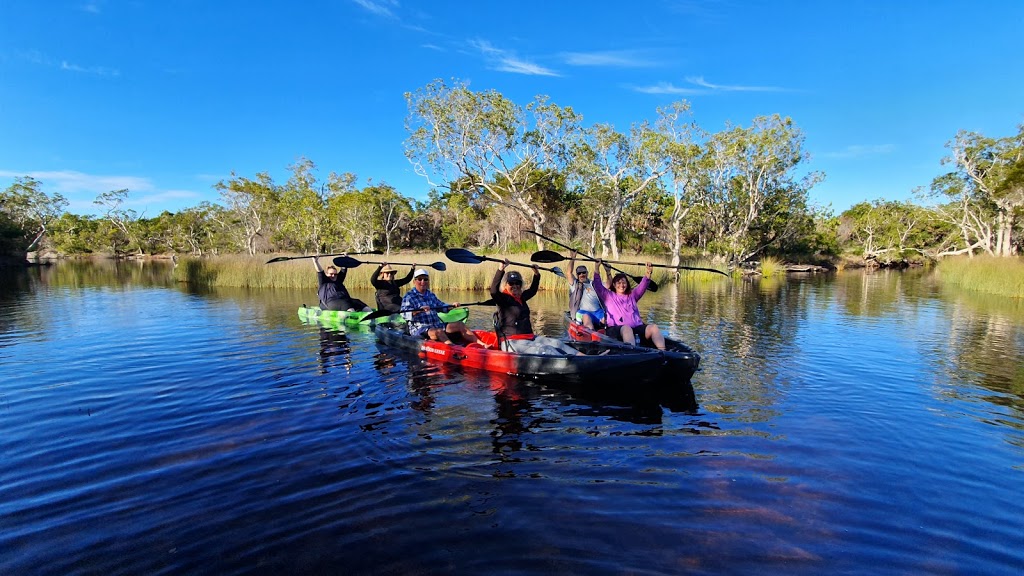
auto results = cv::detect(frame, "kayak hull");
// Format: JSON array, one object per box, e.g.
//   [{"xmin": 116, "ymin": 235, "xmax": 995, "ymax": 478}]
[
  {"xmin": 299, "ymin": 306, "xmax": 469, "ymax": 329},
  {"xmin": 566, "ymin": 314, "xmax": 701, "ymax": 382},
  {"xmin": 374, "ymin": 324, "xmax": 665, "ymax": 380}
]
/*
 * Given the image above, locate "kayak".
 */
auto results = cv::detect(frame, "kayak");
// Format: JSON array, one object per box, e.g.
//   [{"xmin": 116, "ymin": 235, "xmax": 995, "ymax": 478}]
[
  {"xmin": 298, "ymin": 305, "xmax": 469, "ymax": 329},
  {"xmin": 374, "ymin": 324, "xmax": 665, "ymax": 380},
  {"xmin": 565, "ymin": 313, "xmax": 701, "ymax": 382}
]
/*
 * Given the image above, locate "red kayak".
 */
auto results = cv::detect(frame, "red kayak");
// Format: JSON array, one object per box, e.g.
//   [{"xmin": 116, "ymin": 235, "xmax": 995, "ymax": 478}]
[
  {"xmin": 566, "ymin": 313, "xmax": 701, "ymax": 382},
  {"xmin": 374, "ymin": 324, "xmax": 664, "ymax": 380}
]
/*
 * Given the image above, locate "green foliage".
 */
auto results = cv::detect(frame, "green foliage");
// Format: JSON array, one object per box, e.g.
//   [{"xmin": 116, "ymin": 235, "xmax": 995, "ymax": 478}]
[{"xmin": 0, "ymin": 176, "xmax": 68, "ymax": 252}]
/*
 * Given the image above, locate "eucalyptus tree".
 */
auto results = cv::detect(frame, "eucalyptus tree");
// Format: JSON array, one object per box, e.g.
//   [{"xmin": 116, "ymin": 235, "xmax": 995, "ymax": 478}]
[
  {"xmin": 932, "ymin": 126, "xmax": 1023, "ymax": 256},
  {"xmin": 695, "ymin": 114, "xmax": 820, "ymax": 264},
  {"xmin": 276, "ymin": 158, "xmax": 354, "ymax": 254},
  {"xmin": 94, "ymin": 189, "xmax": 144, "ymax": 256},
  {"xmin": 215, "ymin": 172, "xmax": 280, "ymax": 255},
  {"xmin": 838, "ymin": 200, "xmax": 935, "ymax": 263},
  {"xmin": 48, "ymin": 213, "xmax": 102, "ymax": 254},
  {"xmin": 365, "ymin": 183, "xmax": 412, "ymax": 254},
  {"xmin": 0, "ymin": 176, "xmax": 68, "ymax": 253},
  {"xmin": 656, "ymin": 101, "xmax": 704, "ymax": 270},
  {"xmin": 404, "ymin": 78, "xmax": 581, "ymax": 250},
  {"xmin": 569, "ymin": 119, "xmax": 673, "ymax": 259}
]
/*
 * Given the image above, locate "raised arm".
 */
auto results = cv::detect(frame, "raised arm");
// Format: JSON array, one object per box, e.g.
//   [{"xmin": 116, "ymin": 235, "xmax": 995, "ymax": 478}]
[
  {"xmin": 522, "ymin": 264, "xmax": 541, "ymax": 301},
  {"xmin": 395, "ymin": 265, "xmax": 415, "ymax": 287}
]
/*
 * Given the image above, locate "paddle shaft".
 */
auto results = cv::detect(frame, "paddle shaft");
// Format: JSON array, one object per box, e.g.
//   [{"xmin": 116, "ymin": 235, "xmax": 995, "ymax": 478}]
[
  {"xmin": 529, "ymin": 231, "xmax": 724, "ymax": 277},
  {"xmin": 480, "ymin": 255, "xmax": 559, "ymax": 274},
  {"xmin": 266, "ymin": 250, "xmax": 382, "ymax": 264},
  {"xmin": 528, "ymin": 231, "xmax": 652, "ymax": 287}
]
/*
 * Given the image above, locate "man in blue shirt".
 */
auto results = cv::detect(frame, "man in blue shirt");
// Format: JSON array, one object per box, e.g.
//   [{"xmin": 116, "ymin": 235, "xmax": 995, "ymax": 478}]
[{"xmin": 401, "ymin": 269, "xmax": 480, "ymax": 344}]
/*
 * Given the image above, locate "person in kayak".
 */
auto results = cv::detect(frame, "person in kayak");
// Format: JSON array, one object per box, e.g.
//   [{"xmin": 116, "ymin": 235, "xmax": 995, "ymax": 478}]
[
  {"xmin": 490, "ymin": 259, "xmax": 580, "ymax": 355},
  {"xmin": 401, "ymin": 268, "xmax": 480, "ymax": 345},
  {"xmin": 314, "ymin": 256, "xmax": 372, "ymax": 312},
  {"xmin": 567, "ymin": 249, "xmax": 606, "ymax": 329},
  {"xmin": 371, "ymin": 262, "xmax": 415, "ymax": 313},
  {"xmin": 592, "ymin": 259, "xmax": 666, "ymax": 350}
]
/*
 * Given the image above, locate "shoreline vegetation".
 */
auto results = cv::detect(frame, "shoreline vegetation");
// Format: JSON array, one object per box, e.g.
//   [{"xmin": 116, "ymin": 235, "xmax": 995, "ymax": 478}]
[{"xmin": 3, "ymin": 81, "xmax": 1021, "ymax": 297}]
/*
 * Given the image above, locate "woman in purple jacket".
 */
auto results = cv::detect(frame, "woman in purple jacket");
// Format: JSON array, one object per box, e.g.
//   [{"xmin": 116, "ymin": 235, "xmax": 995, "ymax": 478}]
[{"xmin": 591, "ymin": 259, "xmax": 666, "ymax": 350}]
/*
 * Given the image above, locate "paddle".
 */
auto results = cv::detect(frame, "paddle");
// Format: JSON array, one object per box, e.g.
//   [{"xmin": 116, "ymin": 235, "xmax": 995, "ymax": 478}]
[
  {"xmin": 534, "ymin": 249, "xmax": 728, "ymax": 277},
  {"xmin": 363, "ymin": 299, "xmax": 496, "ymax": 322},
  {"xmin": 526, "ymin": 233, "xmax": 658, "ymax": 291},
  {"xmin": 444, "ymin": 248, "xmax": 566, "ymax": 278},
  {"xmin": 266, "ymin": 250, "xmax": 383, "ymax": 264},
  {"xmin": 528, "ymin": 231, "xmax": 727, "ymax": 277},
  {"xmin": 332, "ymin": 256, "xmax": 447, "ymax": 272}
]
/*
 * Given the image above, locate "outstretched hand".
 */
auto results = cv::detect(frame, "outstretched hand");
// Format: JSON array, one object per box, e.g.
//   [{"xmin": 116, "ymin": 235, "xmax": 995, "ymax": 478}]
[
  {"xmin": 499, "ymin": 258, "xmax": 509, "ymax": 271},
  {"xmin": 646, "ymin": 262, "xmax": 653, "ymax": 276}
]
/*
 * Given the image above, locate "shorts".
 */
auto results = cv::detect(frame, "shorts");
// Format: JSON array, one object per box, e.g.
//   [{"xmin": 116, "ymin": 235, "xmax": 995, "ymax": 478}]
[
  {"xmin": 575, "ymin": 309, "xmax": 605, "ymax": 325},
  {"xmin": 610, "ymin": 324, "xmax": 653, "ymax": 346}
]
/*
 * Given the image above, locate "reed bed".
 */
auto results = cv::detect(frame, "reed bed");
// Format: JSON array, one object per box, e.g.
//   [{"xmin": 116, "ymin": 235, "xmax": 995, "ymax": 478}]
[
  {"xmin": 936, "ymin": 255, "xmax": 1024, "ymax": 298},
  {"xmin": 173, "ymin": 252, "xmax": 732, "ymax": 291}
]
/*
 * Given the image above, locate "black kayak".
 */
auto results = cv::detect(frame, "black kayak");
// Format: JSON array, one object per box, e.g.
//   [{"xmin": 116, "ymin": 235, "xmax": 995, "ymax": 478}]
[{"xmin": 565, "ymin": 313, "xmax": 701, "ymax": 382}]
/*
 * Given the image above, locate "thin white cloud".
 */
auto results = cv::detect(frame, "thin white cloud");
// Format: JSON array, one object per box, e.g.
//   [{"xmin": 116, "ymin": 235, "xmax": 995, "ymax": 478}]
[
  {"xmin": 562, "ymin": 50, "xmax": 657, "ymax": 68},
  {"xmin": 80, "ymin": 2, "xmax": 101, "ymax": 13},
  {"xmin": 0, "ymin": 170, "xmax": 153, "ymax": 195},
  {"xmin": 352, "ymin": 0, "xmax": 398, "ymax": 18},
  {"xmin": 421, "ymin": 43, "xmax": 444, "ymax": 51},
  {"xmin": 61, "ymin": 61, "xmax": 120, "ymax": 77},
  {"xmin": 686, "ymin": 75, "xmax": 784, "ymax": 92},
  {"xmin": 133, "ymin": 190, "xmax": 202, "ymax": 207},
  {"xmin": 632, "ymin": 82, "xmax": 705, "ymax": 95},
  {"xmin": 820, "ymin": 144, "xmax": 896, "ymax": 159},
  {"xmin": 470, "ymin": 39, "xmax": 559, "ymax": 77}
]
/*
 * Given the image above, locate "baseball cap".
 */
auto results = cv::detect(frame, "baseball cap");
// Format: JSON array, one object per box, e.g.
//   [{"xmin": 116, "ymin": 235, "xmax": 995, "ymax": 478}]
[
  {"xmin": 505, "ymin": 270, "xmax": 523, "ymax": 284},
  {"xmin": 575, "ymin": 265, "xmax": 588, "ymax": 275},
  {"xmin": 414, "ymin": 268, "xmax": 430, "ymax": 278}
]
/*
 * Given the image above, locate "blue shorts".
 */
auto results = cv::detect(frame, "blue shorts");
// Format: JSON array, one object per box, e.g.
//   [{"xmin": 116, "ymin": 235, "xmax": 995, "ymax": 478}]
[{"xmin": 575, "ymin": 309, "xmax": 605, "ymax": 324}]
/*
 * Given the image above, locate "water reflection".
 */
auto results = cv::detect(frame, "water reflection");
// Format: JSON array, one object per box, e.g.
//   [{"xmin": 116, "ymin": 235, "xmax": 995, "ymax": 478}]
[{"xmin": 315, "ymin": 327, "xmax": 351, "ymax": 375}]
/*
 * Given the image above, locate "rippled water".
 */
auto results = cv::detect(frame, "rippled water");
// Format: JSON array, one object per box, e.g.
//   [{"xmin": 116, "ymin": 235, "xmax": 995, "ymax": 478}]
[{"xmin": 1, "ymin": 263, "xmax": 1022, "ymax": 575}]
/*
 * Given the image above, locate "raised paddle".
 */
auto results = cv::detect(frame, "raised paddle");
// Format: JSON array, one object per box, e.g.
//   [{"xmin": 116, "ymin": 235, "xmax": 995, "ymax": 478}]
[
  {"xmin": 363, "ymin": 299, "xmax": 496, "ymax": 322},
  {"xmin": 528, "ymin": 246, "xmax": 659, "ymax": 291},
  {"xmin": 332, "ymin": 256, "xmax": 447, "ymax": 272},
  {"xmin": 528, "ymin": 230, "xmax": 727, "ymax": 277},
  {"xmin": 266, "ymin": 250, "xmax": 383, "ymax": 264},
  {"xmin": 444, "ymin": 248, "xmax": 566, "ymax": 279}
]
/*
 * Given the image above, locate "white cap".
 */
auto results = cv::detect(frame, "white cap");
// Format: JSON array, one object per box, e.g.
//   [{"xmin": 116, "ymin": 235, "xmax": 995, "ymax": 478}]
[{"xmin": 414, "ymin": 268, "xmax": 430, "ymax": 278}]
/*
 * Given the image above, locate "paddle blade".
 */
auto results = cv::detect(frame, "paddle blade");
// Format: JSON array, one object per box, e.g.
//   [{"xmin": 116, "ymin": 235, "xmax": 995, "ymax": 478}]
[
  {"xmin": 332, "ymin": 256, "xmax": 362, "ymax": 268},
  {"xmin": 551, "ymin": 266, "xmax": 566, "ymax": 279},
  {"xmin": 647, "ymin": 279, "xmax": 659, "ymax": 292},
  {"xmin": 531, "ymin": 250, "xmax": 565, "ymax": 263},
  {"xmin": 265, "ymin": 256, "xmax": 293, "ymax": 264},
  {"xmin": 429, "ymin": 261, "xmax": 447, "ymax": 272},
  {"xmin": 444, "ymin": 248, "xmax": 483, "ymax": 264},
  {"xmin": 363, "ymin": 308, "xmax": 394, "ymax": 322}
]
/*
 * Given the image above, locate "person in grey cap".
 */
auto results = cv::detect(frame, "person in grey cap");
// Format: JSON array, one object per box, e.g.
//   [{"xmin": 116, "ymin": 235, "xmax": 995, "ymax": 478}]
[
  {"xmin": 568, "ymin": 249, "xmax": 606, "ymax": 329},
  {"xmin": 490, "ymin": 259, "xmax": 580, "ymax": 355}
]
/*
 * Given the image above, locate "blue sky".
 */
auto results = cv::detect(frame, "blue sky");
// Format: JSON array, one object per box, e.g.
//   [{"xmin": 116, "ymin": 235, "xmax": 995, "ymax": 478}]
[{"xmin": 2, "ymin": 0, "xmax": 1022, "ymax": 216}]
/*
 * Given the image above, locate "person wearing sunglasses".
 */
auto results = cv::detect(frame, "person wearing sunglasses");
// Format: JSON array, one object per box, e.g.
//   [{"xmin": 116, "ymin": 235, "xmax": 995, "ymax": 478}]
[
  {"xmin": 401, "ymin": 269, "xmax": 479, "ymax": 344},
  {"xmin": 567, "ymin": 249, "xmax": 606, "ymax": 329},
  {"xmin": 490, "ymin": 259, "xmax": 579, "ymax": 355}
]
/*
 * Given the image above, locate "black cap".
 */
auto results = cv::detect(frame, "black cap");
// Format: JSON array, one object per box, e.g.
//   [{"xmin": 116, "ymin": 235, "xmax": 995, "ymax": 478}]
[
  {"xmin": 505, "ymin": 270, "xmax": 523, "ymax": 284},
  {"xmin": 575, "ymin": 265, "xmax": 588, "ymax": 275}
]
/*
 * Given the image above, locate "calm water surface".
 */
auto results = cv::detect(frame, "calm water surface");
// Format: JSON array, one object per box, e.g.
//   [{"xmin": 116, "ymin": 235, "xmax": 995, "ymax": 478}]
[{"xmin": 1, "ymin": 262, "xmax": 1022, "ymax": 575}]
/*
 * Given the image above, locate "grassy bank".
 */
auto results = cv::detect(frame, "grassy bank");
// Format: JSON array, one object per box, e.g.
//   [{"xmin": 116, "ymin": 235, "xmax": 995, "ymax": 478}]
[
  {"xmin": 936, "ymin": 256, "xmax": 1024, "ymax": 298},
  {"xmin": 173, "ymin": 253, "xmax": 731, "ymax": 291}
]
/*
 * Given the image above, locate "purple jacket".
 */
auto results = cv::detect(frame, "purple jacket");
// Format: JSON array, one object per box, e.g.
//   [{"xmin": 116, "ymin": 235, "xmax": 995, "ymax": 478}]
[{"xmin": 592, "ymin": 270, "xmax": 650, "ymax": 328}]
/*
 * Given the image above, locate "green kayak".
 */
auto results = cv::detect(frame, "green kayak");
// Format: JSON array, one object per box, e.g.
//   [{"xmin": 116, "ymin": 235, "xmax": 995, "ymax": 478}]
[{"xmin": 298, "ymin": 305, "xmax": 469, "ymax": 329}]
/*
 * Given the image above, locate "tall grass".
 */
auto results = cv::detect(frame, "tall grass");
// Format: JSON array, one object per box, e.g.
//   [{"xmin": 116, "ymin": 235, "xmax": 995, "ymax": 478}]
[
  {"xmin": 936, "ymin": 255, "xmax": 1024, "ymax": 298},
  {"xmin": 174, "ymin": 252, "xmax": 734, "ymax": 291},
  {"xmin": 759, "ymin": 256, "xmax": 784, "ymax": 278}
]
